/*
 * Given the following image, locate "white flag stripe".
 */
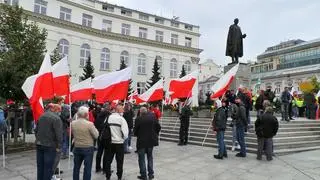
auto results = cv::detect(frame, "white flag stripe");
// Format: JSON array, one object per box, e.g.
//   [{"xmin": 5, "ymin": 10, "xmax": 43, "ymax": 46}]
[
  {"xmin": 53, "ymin": 56, "xmax": 69, "ymax": 77},
  {"xmin": 71, "ymin": 78, "xmax": 92, "ymax": 92},
  {"xmin": 38, "ymin": 53, "xmax": 52, "ymax": 75},
  {"xmin": 93, "ymin": 67, "xmax": 131, "ymax": 89},
  {"xmin": 211, "ymin": 63, "xmax": 239, "ymax": 92},
  {"xmin": 22, "ymin": 74, "xmax": 38, "ymax": 99},
  {"xmin": 175, "ymin": 70, "xmax": 198, "ymax": 81},
  {"xmin": 139, "ymin": 79, "xmax": 163, "ymax": 101}
]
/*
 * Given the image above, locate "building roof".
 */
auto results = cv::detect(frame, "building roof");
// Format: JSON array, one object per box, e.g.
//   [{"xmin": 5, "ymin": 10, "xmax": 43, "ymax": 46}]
[
  {"xmin": 251, "ymin": 64, "xmax": 320, "ymax": 80},
  {"xmin": 199, "ymin": 75, "xmax": 220, "ymax": 84},
  {"xmin": 258, "ymin": 38, "xmax": 320, "ymax": 59},
  {"xmin": 95, "ymin": 0, "xmax": 200, "ymax": 28}
]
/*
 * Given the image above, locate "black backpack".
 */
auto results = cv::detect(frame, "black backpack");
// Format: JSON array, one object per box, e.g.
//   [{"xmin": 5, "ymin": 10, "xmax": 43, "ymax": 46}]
[{"xmin": 99, "ymin": 116, "xmax": 111, "ymax": 145}]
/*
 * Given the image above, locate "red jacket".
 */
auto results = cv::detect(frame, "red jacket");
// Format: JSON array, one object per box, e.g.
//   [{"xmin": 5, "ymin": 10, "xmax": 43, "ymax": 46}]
[
  {"xmin": 151, "ymin": 108, "xmax": 161, "ymax": 120},
  {"xmin": 89, "ymin": 110, "xmax": 95, "ymax": 123}
]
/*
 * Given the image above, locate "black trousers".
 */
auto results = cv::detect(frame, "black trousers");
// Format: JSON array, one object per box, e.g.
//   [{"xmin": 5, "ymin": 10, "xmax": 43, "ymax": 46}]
[
  {"xmin": 298, "ymin": 107, "xmax": 305, "ymax": 117},
  {"xmin": 95, "ymin": 140, "xmax": 106, "ymax": 171},
  {"xmin": 288, "ymin": 103, "xmax": 293, "ymax": 119},
  {"xmin": 105, "ymin": 143, "xmax": 124, "ymax": 179},
  {"xmin": 179, "ymin": 118, "xmax": 190, "ymax": 144}
]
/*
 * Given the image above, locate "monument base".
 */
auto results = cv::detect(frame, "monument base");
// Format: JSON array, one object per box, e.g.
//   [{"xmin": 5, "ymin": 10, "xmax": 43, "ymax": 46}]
[{"xmin": 224, "ymin": 63, "xmax": 250, "ymax": 90}]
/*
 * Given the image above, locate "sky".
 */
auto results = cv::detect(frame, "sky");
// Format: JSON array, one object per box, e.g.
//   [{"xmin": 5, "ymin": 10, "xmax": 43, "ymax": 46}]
[{"xmin": 106, "ymin": 0, "xmax": 320, "ymax": 66}]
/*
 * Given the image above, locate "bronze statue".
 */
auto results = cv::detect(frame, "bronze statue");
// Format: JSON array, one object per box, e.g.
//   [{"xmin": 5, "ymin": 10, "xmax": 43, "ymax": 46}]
[{"xmin": 226, "ymin": 18, "xmax": 246, "ymax": 64}]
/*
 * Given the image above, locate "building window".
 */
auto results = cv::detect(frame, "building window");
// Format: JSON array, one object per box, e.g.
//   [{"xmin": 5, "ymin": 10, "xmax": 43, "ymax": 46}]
[
  {"xmin": 121, "ymin": 9, "xmax": 132, "ymax": 16},
  {"xmin": 251, "ymin": 67, "xmax": 254, "ymax": 73},
  {"xmin": 138, "ymin": 27, "xmax": 147, "ymax": 39},
  {"xmin": 58, "ymin": 39, "xmax": 69, "ymax": 57},
  {"xmin": 268, "ymin": 63, "xmax": 273, "ymax": 70},
  {"xmin": 185, "ymin": 24, "xmax": 193, "ymax": 31},
  {"xmin": 4, "ymin": 0, "xmax": 19, "ymax": 5},
  {"xmin": 137, "ymin": 82, "xmax": 146, "ymax": 94},
  {"xmin": 59, "ymin": 6, "xmax": 71, "ymax": 21},
  {"xmin": 156, "ymin": 31, "xmax": 163, "ymax": 42},
  {"xmin": 82, "ymin": 14, "xmax": 93, "ymax": 27},
  {"xmin": 156, "ymin": 56, "xmax": 162, "ymax": 73},
  {"xmin": 80, "ymin": 44, "xmax": 90, "ymax": 67},
  {"xmin": 185, "ymin": 37, "xmax": 192, "ymax": 47},
  {"xmin": 171, "ymin": 21, "xmax": 179, "ymax": 28},
  {"xmin": 155, "ymin": 18, "xmax": 164, "ymax": 24},
  {"xmin": 139, "ymin": 14, "xmax": 149, "ymax": 21},
  {"xmin": 138, "ymin": 53, "xmax": 146, "ymax": 74},
  {"xmin": 34, "ymin": 0, "xmax": 47, "ymax": 15},
  {"xmin": 100, "ymin": 48, "xmax": 110, "ymax": 71},
  {"xmin": 275, "ymin": 83, "xmax": 281, "ymax": 94},
  {"xmin": 170, "ymin": 58, "xmax": 177, "ymax": 78},
  {"xmin": 120, "ymin": 51, "xmax": 129, "ymax": 66},
  {"xmin": 102, "ymin": 19, "xmax": 112, "ymax": 32},
  {"xmin": 171, "ymin": 34, "xmax": 178, "ymax": 45},
  {"xmin": 184, "ymin": 60, "xmax": 191, "ymax": 74},
  {"xmin": 102, "ymin": 4, "xmax": 114, "ymax": 12},
  {"xmin": 121, "ymin": 23, "xmax": 130, "ymax": 35}
]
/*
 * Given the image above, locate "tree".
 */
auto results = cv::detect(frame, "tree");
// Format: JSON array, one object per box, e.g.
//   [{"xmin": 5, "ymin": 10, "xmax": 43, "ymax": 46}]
[
  {"xmin": 80, "ymin": 55, "xmax": 95, "ymax": 81},
  {"xmin": 118, "ymin": 59, "xmax": 133, "ymax": 97},
  {"xmin": 205, "ymin": 92, "xmax": 213, "ymax": 106},
  {"xmin": 0, "ymin": 4, "xmax": 47, "ymax": 101},
  {"xmin": 50, "ymin": 44, "xmax": 62, "ymax": 65},
  {"xmin": 179, "ymin": 65, "xmax": 186, "ymax": 78},
  {"xmin": 309, "ymin": 76, "xmax": 320, "ymax": 93},
  {"xmin": 146, "ymin": 58, "xmax": 161, "ymax": 89}
]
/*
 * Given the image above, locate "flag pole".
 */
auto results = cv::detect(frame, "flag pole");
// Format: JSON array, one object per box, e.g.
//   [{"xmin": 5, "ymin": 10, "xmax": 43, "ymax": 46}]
[
  {"xmin": 2, "ymin": 134, "xmax": 5, "ymax": 168},
  {"xmin": 68, "ymin": 94, "xmax": 72, "ymax": 169}
]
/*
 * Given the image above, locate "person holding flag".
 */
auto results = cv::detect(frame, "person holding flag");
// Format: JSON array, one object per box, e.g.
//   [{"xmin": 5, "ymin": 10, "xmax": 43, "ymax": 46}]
[{"xmin": 178, "ymin": 99, "xmax": 193, "ymax": 146}]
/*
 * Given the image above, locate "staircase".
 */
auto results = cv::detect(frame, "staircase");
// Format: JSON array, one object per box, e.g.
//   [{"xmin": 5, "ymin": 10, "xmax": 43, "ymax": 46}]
[{"xmin": 160, "ymin": 116, "xmax": 320, "ymax": 155}]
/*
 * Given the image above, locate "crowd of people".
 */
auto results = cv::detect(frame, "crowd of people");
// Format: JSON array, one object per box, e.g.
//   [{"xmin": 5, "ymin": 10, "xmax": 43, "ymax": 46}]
[{"xmin": 35, "ymin": 99, "xmax": 161, "ymax": 180}]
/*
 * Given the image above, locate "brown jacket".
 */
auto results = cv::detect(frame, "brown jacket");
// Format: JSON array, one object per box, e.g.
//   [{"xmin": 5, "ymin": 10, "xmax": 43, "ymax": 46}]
[{"xmin": 72, "ymin": 118, "xmax": 99, "ymax": 148}]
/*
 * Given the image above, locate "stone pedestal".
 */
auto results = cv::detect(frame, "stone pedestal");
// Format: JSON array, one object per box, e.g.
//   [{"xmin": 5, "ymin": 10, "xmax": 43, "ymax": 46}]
[{"xmin": 224, "ymin": 63, "xmax": 251, "ymax": 90}]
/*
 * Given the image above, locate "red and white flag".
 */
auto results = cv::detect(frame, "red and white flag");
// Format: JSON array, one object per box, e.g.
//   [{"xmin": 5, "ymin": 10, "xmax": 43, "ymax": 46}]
[
  {"xmin": 211, "ymin": 63, "xmax": 239, "ymax": 99},
  {"xmin": 52, "ymin": 56, "xmax": 70, "ymax": 97},
  {"xmin": 70, "ymin": 78, "xmax": 93, "ymax": 102},
  {"xmin": 22, "ymin": 53, "xmax": 54, "ymax": 121},
  {"xmin": 136, "ymin": 79, "xmax": 164, "ymax": 104},
  {"xmin": 169, "ymin": 71, "xmax": 198, "ymax": 99},
  {"xmin": 93, "ymin": 67, "xmax": 131, "ymax": 103},
  {"xmin": 128, "ymin": 90, "xmax": 138, "ymax": 103}
]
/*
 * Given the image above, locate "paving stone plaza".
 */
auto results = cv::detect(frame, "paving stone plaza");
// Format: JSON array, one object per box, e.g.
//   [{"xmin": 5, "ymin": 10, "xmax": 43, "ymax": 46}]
[{"xmin": 1, "ymin": 139, "xmax": 320, "ymax": 180}]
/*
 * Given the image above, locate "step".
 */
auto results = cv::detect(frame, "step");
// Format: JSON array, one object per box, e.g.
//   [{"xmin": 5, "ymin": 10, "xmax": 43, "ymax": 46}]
[
  {"xmin": 274, "ymin": 146, "xmax": 320, "ymax": 156},
  {"xmin": 274, "ymin": 140, "xmax": 320, "ymax": 149}
]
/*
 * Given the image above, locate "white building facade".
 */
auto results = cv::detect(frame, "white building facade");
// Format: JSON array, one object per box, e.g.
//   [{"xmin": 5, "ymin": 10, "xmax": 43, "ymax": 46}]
[{"xmin": 1, "ymin": 0, "xmax": 202, "ymax": 103}]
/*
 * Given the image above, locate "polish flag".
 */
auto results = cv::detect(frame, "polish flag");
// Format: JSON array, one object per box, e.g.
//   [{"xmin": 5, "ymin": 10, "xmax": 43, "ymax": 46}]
[
  {"xmin": 169, "ymin": 71, "xmax": 198, "ymax": 99},
  {"xmin": 70, "ymin": 78, "xmax": 93, "ymax": 102},
  {"xmin": 211, "ymin": 63, "xmax": 239, "ymax": 99},
  {"xmin": 128, "ymin": 90, "xmax": 138, "ymax": 103},
  {"xmin": 52, "ymin": 56, "xmax": 70, "ymax": 97},
  {"xmin": 21, "ymin": 53, "xmax": 54, "ymax": 121},
  {"xmin": 33, "ymin": 53, "xmax": 54, "ymax": 100},
  {"xmin": 93, "ymin": 67, "xmax": 131, "ymax": 103},
  {"xmin": 137, "ymin": 79, "xmax": 164, "ymax": 104}
]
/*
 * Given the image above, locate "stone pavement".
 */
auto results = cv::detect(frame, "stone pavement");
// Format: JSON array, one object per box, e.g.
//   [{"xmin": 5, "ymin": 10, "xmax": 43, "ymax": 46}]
[{"xmin": 1, "ymin": 140, "xmax": 320, "ymax": 180}]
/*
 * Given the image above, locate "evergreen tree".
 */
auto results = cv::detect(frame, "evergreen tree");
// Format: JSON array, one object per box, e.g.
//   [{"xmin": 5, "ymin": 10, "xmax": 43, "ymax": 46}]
[
  {"xmin": 146, "ymin": 58, "xmax": 161, "ymax": 89},
  {"xmin": 80, "ymin": 55, "xmax": 95, "ymax": 81},
  {"xmin": 118, "ymin": 59, "xmax": 133, "ymax": 96},
  {"xmin": 50, "ymin": 44, "xmax": 61, "ymax": 65},
  {"xmin": 179, "ymin": 65, "xmax": 186, "ymax": 78},
  {"xmin": 0, "ymin": 4, "xmax": 47, "ymax": 101}
]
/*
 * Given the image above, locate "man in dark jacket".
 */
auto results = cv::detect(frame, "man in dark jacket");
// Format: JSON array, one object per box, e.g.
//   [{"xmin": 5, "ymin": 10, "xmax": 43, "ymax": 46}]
[
  {"xmin": 281, "ymin": 87, "xmax": 291, "ymax": 122},
  {"xmin": 35, "ymin": 104, "xmax": 63, "ymax": 180},
  {"xmin": 178, "ymin": 101, "xmax": 193, "ymax": 146},
  {"xmin": 255, "ymin": 106, "xmax": 279, "ymax": 161},
  {"xmin": 134, "ymin": 107, "xmax": 161, "ymax": 180},
  {"xmin": 95, "ymin": 106, "xmax": 111, "ymax": 173},
  {"xmin": 255, "ymin": 90, "xmax": 265, "ymax": 117},
  {"xmin": 212, "ymin": 100, "xmax": 227, "ymax": 160},
  {"xmin": 235, "ymin": 97, "xmax": 247, "ymax": 157}
]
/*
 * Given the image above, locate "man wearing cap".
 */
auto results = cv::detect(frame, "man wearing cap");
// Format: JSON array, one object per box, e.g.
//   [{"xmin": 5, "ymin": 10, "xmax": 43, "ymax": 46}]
[
  {"xmin": 72, "ymin": 106, "xmax": 99, "ymax": 180},
  {"xmin": 36, "ymin": 103, "xmax": 63, "ymax": 180}
]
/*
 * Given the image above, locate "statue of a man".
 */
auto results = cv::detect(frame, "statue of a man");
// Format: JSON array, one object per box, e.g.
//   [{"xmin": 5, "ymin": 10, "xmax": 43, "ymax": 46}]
[{"xmin": 226, "ymin": 18, "xmax": 246, "ymax": 64}]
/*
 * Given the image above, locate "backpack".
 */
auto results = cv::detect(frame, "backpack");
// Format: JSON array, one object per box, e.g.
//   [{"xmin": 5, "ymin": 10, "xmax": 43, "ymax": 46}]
[{"xmin": 99, "ymin": 116, "xmax": 111, "ymax": 145}]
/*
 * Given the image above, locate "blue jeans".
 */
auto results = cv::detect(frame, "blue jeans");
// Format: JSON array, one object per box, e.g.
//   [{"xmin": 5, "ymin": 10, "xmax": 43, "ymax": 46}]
[
  {"xmin": 236, "ymin": 125, "xmax": 246, "ymax": 156},
  {"xmin": 37, "ymin": 145, "xmax": 56, "ymax": 180},
  {"xmin": 62, "ymin": 132, "xmax": 69, "ymax": 156},
  {"xmin": 216, "ymin": 130, "xmax": 226, "ymax": 156},
  {"xmin": 73, "ymin": 147, "xmax": 94, "ymax": 180},
  {"xmin": 124, "ymin": 129, "xmax": 133, "ymax": 152},
  {"xmin": 138, "ymin": 147, "xmax": 154, "ymax": 177}
]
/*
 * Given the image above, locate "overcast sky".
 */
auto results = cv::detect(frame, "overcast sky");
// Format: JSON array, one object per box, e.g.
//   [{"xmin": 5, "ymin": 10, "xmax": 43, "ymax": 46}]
[{"xmin": 107, "ymin": 0, "xmax": 320, "ymax": 66}]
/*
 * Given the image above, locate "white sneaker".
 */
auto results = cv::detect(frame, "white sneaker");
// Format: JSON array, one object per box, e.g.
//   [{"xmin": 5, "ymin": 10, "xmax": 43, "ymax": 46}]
[
  {"xmin": 128, "ymin": 146, "xmax": 133, "ymax": 150},
  {"xmin": 231, "ymin": 146, "xmax": 235, "ymax": 152},
  {"xmin": 51, "ymin": 175, "xmax": 57, "ymax": 180},
  {"xmin": 70, "ymin": 152, "xmax": 73, "ymax": 156},
  {"xmin": 237, "ymin": 145, "xmax": 241, "ymax": 149}
]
